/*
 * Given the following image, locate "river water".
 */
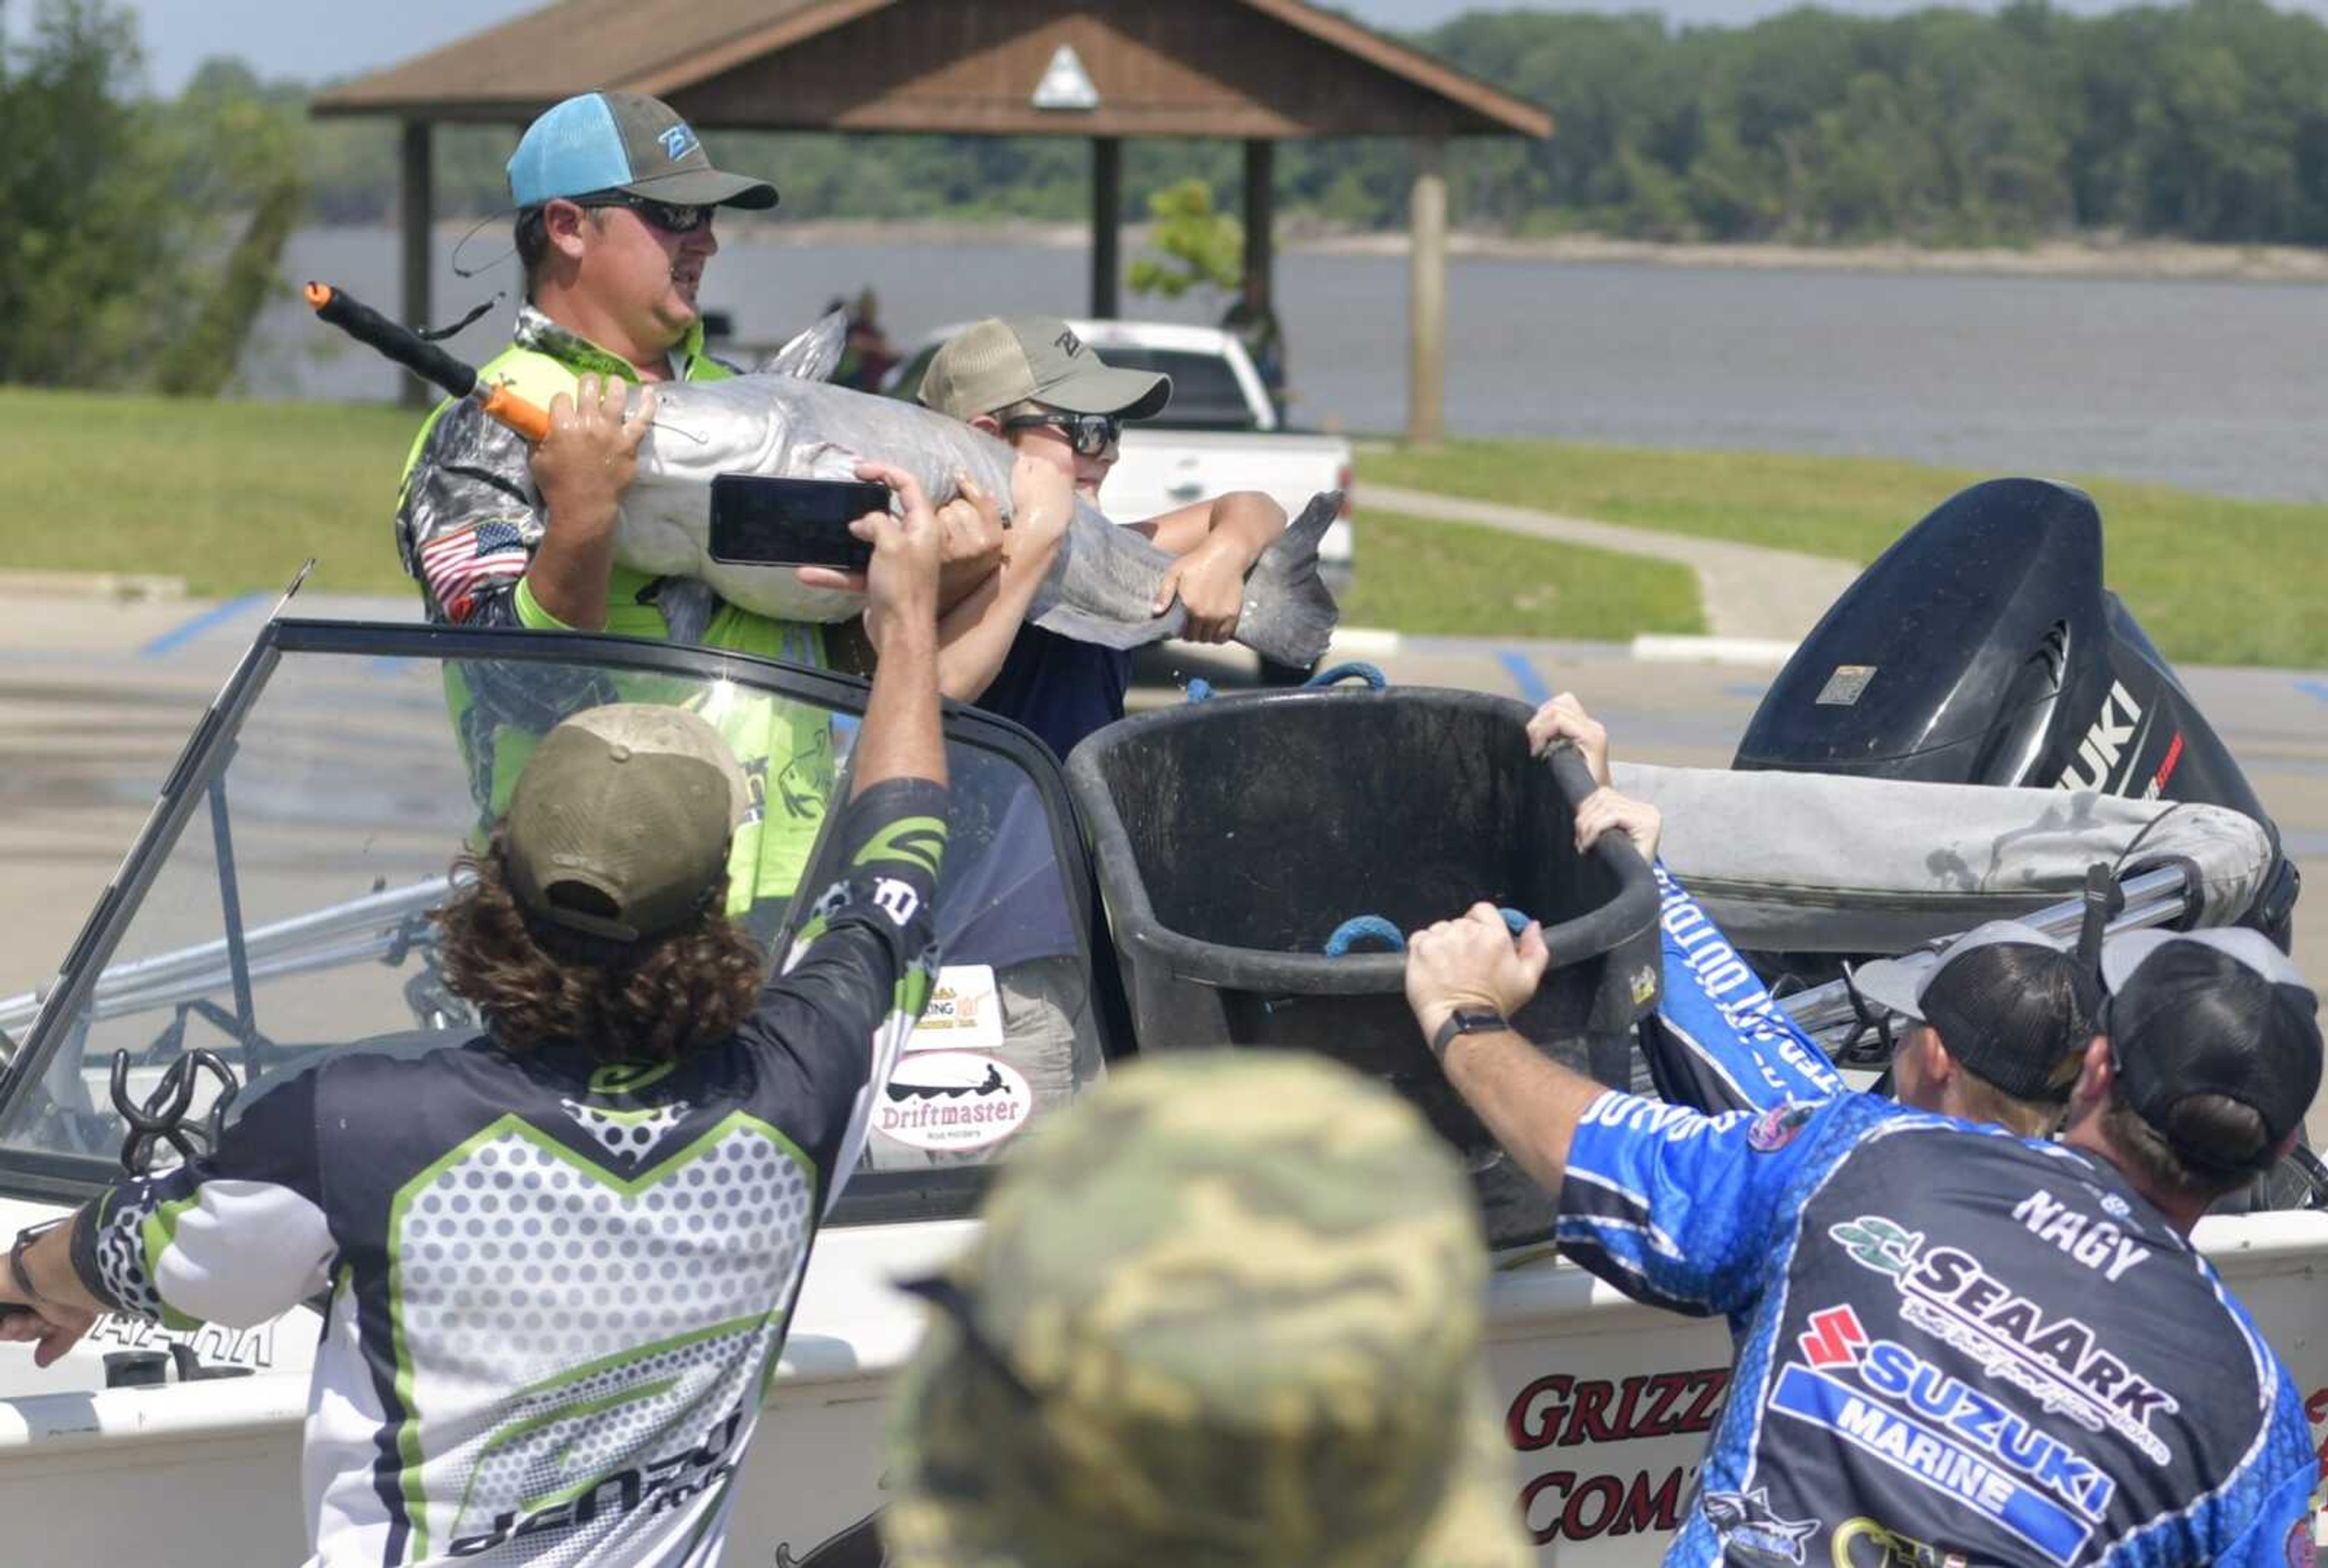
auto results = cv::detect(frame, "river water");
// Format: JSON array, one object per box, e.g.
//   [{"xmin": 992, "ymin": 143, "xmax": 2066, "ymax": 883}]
[{"xmin": 255, "ymin": 227, "xmax": 2328, "ymax": 503}]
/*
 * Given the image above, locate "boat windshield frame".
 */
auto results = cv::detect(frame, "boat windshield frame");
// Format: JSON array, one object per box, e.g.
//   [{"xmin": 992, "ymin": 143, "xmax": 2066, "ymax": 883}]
[{"xmin": 0, "ymin": 616, "xmax": 1129, "ymax": 1224}]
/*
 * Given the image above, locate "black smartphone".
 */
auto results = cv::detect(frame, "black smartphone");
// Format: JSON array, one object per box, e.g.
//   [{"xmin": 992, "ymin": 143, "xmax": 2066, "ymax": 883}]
[{"xmin": 707, "ymin": 475, "xmax": 892, "ymax": 571}]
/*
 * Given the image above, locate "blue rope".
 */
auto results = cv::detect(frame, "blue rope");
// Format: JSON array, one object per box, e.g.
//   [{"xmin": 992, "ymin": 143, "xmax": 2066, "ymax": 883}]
[
  {"xmin": 1323, "ymin": 906, "xmax": 1532, "ymax": 957},
  {"xmin": 1323, "ymin": 916, "xmax": 1406, "ymax": 957},
  {"xmin": 1186, "ymin": 661, "xmax": 1383, "ymax": 704},
  {"xmin": 1304, "ymin": 661, "xmax": 1388, "ymax": 691}
]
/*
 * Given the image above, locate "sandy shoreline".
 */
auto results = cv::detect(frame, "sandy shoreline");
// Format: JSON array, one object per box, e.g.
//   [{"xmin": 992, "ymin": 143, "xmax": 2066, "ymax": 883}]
[{"xmin": 614, "ymin": 217, "xmax": 2328, "ymax": 284}]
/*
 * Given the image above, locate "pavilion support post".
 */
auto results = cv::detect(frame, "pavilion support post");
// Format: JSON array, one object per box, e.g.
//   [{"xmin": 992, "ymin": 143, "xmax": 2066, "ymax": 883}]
[
  {"xmin": 1406, "ymin": 135, "xmax": 1447, "ymax": 447},
  {"xmin": 398, "ymin": 119, "xmax": 435, "ymax": 409},
  {"xmin": 1090, "ymin": 136, "xmax": 1122, "ymax": 319},
  {"xmin": 1241, "ymin": 138, "xmax": 1274, "ymax": 305}
]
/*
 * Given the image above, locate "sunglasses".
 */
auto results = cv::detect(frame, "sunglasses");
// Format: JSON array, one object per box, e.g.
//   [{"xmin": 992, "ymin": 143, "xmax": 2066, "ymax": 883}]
[
  {"xmin": 567, "ymin": 192, "xmax": 717, "ymax": 234},
  {"xmin": 1001, "ymin": 412, "xmax": 1122, "ymax": 458}
]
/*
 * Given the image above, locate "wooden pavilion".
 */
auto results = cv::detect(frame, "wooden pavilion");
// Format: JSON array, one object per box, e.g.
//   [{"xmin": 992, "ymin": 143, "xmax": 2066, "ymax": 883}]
[{"xmin": 314, "ymin": 0, "xmax": 1551, "ymax": 441}]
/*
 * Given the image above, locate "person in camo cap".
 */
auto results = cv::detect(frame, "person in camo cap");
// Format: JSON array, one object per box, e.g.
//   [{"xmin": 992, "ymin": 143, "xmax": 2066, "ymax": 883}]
[{"xmin": 880, "ymin": 1052, "xmax": 1531, "ymax": 1568}]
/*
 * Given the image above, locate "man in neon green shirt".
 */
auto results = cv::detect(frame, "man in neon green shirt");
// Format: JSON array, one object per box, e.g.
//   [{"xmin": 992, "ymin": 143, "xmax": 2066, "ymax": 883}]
[{"xmin": 396, "ymin": 92, "xmax": 840, "ymax": 927}]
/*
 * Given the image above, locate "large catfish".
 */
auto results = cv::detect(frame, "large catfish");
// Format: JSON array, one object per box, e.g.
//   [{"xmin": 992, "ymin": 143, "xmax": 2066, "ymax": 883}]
[{"xmin": 615, "ymin": 322, "xmax": 1341, "ymax": 669}]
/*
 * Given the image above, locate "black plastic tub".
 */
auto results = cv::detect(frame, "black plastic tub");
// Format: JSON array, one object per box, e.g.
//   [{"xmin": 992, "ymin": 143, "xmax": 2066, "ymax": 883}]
[{"xmin": 1066, "ymin": 686, "xmax": 1662, "ymax": 1247}]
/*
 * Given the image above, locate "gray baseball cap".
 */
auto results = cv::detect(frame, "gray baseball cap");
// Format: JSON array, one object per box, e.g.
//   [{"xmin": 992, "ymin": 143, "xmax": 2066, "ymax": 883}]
[
  {"xmin": 917, "ymin": 317, "xmax": 1171, "ymax": 422},
  {"xmin": 1853, "ymin": 921, "xmax": 2099, "ymax": 1101},
  {"xmin": 504, "ymin": 704, "xmax": 749, "ymax": 944}
]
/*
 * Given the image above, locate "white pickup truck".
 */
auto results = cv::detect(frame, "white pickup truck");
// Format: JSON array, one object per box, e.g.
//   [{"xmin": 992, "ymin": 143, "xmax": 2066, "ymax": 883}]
[{"xmin": 884, "ymin": 318, "xmax": 1356, "ymax": 607}]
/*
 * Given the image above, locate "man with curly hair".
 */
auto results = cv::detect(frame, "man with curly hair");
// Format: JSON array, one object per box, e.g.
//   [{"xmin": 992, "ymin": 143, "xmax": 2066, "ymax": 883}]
[{"xmin": 0, "ymin": 465, "xmax": 954, "ymax": 1568}]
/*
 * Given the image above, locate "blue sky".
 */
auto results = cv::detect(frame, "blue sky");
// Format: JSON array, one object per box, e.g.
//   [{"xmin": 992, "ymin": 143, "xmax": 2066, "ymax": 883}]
[{"xmin": 124, "ymin": 0, "xmax": 2325, "ymax": 95}]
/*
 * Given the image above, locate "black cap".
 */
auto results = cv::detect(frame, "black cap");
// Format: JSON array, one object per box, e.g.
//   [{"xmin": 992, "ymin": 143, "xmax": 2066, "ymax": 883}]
[
  {"xmin": 1851, "ymin": 921, "xmax": 2100, "ymax": 1103},
  {"xmin": 2100, "ymin": 929, "xmax": 2322, "ymax": 1176}
]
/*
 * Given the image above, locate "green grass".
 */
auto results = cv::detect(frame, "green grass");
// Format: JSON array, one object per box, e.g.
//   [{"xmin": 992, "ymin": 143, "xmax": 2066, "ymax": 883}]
[
  {"xmin": 1343, "ymin": 510, "xmax": 1704, "ymax": 639},
  {"xmin": 1360, "ymin": 440, "xmax": 2328, "ymax": 667},
  {"xmin": 0, "ymin": 387, "xmax": 1708, "ymax": 641},
  {"xmin": 8, "ymin": 389, "xmax": 2317, "ymax": 664},
  {"xmin": 2, "ymin": 388, "xmax": 415, "ymax": 598}
]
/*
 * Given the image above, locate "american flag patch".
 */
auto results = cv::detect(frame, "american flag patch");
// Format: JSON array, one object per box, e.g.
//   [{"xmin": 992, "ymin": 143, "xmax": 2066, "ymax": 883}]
[{"xmin": 419, "ymin": 519, "xmax": 530, "ymax": 619}]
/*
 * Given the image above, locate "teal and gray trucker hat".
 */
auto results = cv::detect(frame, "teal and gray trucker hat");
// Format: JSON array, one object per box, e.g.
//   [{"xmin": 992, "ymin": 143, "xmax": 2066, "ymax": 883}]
[{"xmin": 507, "ymin": 92, "xmax": 778, "ymax": 210}]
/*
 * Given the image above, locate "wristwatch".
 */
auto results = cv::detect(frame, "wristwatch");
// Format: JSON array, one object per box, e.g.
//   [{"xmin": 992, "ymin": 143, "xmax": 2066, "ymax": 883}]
[{"xmin": 1430, "ymin": 1006, "xmax": 1510, "ymax": 1061}]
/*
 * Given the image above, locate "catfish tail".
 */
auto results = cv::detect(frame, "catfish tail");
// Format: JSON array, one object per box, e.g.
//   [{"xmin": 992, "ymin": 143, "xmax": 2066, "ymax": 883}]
[{"xmin": 1233, "ymin": 491, "xmax": 1342, "ymax": 669}]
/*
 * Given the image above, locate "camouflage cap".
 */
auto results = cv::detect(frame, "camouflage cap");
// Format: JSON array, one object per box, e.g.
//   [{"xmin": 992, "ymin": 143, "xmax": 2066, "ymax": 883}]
[{"xmin": 883, "ymin": 1053, "xmax": 1530, "ymax": 1568}]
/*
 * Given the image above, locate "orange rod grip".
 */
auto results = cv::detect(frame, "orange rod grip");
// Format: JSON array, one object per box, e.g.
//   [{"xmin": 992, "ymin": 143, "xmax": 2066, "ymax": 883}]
[{"xmin": 478, "ymin": 384, "xmax": 553, "ymax": 444}]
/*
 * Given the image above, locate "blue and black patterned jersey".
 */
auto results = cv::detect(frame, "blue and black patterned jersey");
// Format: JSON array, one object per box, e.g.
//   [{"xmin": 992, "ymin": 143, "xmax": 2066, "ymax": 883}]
[
  {"xmin": 1559, "ymin": 1089, "xmax": 2318, "ymax": 1566},
  {"xmin": 1639, "ymin": 863, "xmax": 1844, "ymax": 1117}
]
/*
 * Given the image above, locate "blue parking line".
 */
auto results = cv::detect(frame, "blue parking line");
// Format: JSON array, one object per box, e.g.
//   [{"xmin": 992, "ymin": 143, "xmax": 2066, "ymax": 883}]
[
  {"xmin": 1496, "ymin": 650, "xmax": 1552, "ymax": 706},
  {"xmin": 2297, "ymin": 679, "xmax": 2328, "ymax": 706},
  {"xmin": 140, "ymin": 593, "xmax": 267, "ymax": 659}
]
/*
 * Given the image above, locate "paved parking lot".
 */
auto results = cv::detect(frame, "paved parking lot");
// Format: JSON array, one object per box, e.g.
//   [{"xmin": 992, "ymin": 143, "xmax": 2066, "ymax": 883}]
[{"xmin": 2, "ymin": 589, "xmax": 2321, "ymax": 1137}]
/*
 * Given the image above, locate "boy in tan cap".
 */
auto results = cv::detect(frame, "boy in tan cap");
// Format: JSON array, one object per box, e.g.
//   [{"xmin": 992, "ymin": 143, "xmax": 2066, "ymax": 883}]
[{"xmin": 915, "ymin": 315, "xmax": 1289, "ymax": 759}]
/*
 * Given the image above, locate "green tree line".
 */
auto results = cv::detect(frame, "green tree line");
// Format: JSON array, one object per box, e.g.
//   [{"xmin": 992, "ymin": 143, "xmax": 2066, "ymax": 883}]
[
  {"xmin": 13, "ymin": 0, "xmax": 2328, "ymax": 395},
  {"xmin": 270, "ymin": 0, "xmax": 2328, "ymax": 246},
  {"xmin": 1, "ymin": 0, "xmax": 307, "ymax": 390}
]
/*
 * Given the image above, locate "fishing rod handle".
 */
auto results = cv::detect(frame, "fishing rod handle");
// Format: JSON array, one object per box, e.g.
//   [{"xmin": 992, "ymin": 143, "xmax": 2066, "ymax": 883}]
[{"xmin": 302, "ymin": 283, "xmax": 552, "ymax": 442}]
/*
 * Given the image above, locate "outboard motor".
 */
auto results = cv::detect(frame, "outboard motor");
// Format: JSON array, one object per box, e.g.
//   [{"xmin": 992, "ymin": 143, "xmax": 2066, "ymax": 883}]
[{"xmin": 1734, "ymin": 478, "xmax": 2300, "ymax": 943}]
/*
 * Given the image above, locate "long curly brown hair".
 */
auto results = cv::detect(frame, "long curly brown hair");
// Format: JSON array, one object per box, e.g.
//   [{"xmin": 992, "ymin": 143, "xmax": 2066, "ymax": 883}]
[{"xmin": 432, "ymin": 828, "xmax": 768, "ymax": 1061}]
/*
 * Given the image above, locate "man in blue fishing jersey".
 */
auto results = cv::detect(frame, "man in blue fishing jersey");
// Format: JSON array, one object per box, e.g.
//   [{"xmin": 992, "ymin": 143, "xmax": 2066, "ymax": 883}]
[
  {"xmin": 1528, "ymin": 693, "xmax": 2095, "ymax": 1138},
  {"xmin": 1405, "ymin": 736, "xmax": 2324, "ymax": 1563}
]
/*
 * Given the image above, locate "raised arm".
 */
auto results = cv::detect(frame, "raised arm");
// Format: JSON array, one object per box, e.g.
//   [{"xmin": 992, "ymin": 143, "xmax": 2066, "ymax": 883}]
[
  {"xmin": 734, "ymin": 461, "xmax": 953, "ymax": 1206},
  {"xmin": 928, "ymin": 459, "xmax": 1075, "ymax": 701},
  {"xmin": 1132, "ymin": 490, "xmax": 1288, "ymax": 644},
  {"xmin": 1528, "ymin": 692, "xmax": 1842, "ymax": 1113},
  {"xmin": 523, "ymin": 374, "xmax": 660, "ymax": 632},
  {"xmin": 847, "ymin": 461, "xmax": 947, "ymax": 797}
]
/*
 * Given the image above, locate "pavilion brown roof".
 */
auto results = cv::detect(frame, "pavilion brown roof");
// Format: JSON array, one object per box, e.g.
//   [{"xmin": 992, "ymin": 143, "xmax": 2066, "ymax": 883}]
[{"xmin": 311, "ymin": 0, "xmax": 1553, "ymax": 140}]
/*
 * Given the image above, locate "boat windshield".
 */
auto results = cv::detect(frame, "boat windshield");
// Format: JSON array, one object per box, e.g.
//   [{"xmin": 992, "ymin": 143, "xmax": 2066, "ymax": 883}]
[{"xmin": 0, "ymin": 627, "xmax": 1108, "ymax": 1205}]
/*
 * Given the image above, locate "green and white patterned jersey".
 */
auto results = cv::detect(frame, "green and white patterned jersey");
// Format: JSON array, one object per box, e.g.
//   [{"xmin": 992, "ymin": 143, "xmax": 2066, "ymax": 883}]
[{"xmin": 67, "ymin": 778, "xmax": 948, "ymax": 1567}]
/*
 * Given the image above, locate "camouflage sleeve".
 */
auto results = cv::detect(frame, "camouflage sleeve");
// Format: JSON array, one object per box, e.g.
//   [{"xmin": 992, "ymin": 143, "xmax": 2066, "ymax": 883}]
[
  {"xmin": 736, "ymin": 777, "xmax": 948, "ymax": 1210},
  {"xmin": 396, "ymin": 398, "xmax": 543, "ymax": 629}
]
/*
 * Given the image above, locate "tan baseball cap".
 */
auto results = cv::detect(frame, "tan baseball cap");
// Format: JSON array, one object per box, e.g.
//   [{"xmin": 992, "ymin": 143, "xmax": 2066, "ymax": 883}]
[
  {"xmin": 917, "ymin": 316, "xmax": 1171, "ymax": 422},
  {"xmin": 504, "ymin": 704, "xmax": 751, "ymax": 943}
]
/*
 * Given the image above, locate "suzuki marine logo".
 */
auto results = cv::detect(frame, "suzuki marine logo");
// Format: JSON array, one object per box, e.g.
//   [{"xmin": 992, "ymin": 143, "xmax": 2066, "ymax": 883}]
[{"xmin": 2055, "ymin": 681, "xmax": 2141, "ymax": 794}]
